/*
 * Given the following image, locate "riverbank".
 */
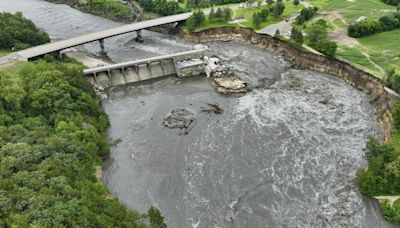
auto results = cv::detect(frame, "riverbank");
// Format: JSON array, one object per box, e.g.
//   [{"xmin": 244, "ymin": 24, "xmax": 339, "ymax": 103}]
[{"xmin": 184, "ymin": 27, "xmax": 393, "ymax": 141}]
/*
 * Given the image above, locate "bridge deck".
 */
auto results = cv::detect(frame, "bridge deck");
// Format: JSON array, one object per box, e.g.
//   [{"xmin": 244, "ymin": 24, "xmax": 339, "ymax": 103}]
[{"xmin": 14, "ymin": 12, "xmax": 192, "ymax": 61}]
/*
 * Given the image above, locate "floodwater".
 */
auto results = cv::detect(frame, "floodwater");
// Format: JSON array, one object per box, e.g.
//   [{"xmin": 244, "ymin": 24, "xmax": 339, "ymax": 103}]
[{"xmin": 0, "ymin": 0, "xmax": 396, "ymax": 227}]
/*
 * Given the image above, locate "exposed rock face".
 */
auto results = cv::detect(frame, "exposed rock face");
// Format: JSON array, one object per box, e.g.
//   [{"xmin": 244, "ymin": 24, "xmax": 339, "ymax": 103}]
[{"xmin": 185, "ymin": 28, "xmax": 393, "ymax": 140}]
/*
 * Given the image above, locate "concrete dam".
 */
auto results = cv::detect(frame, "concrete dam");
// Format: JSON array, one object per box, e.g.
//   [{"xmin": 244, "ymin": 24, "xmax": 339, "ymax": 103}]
[{"xmin": 84, "ymin": 49, "xmax": 207, "ymax": 89}]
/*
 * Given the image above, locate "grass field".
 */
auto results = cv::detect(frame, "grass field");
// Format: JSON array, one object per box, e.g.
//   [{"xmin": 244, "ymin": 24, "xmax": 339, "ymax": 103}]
[
  {"xmin": 309, "ymin": 0, "xmax": 395, "ymax": 21},
  {"xmin": 0, "ymin": 49, "xmax": 10, "ymax": 57},
  {"xmin": 335, "ymin": 30, "xmax": 400, "ymax": 78},
  {"xmin": 359, "ymin": 30, "xmax": 400, "ymax": 73},
  {"xmin": 303, "ymin": 0, "xmax": 399, "ymax": 78}
]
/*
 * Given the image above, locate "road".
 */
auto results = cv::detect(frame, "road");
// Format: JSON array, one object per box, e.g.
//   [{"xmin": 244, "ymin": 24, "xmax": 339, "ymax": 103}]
[
  {"xmin": 0, "ymin": 1, "xmax": 317, "ymax": 65},
  {"xmin": 258, "ymin": 0, "xmax": 313, "ymax": 36},
  {"xmin": 0, "ymin": 12, "xmax": 192, "ymax": 63}
]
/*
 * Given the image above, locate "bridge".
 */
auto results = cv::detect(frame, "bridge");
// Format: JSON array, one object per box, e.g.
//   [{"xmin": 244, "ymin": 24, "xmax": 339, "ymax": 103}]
[
  {"xmin": 0, "ymin": 12, "xmax": 192, "ymax": 63},
  {"xmin": 84, "ymin": 48, "xmax": 206, "ymax": 89}
]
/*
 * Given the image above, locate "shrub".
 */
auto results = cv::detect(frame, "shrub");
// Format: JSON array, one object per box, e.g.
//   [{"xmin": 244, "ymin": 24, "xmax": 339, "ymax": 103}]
[
  {"xmin": 313, "ymin": 40, "xmax": 337, "ymax": 57},
  {"xmin": 348, "ymin": 13, "xmax": 400, "ymax": 38}
]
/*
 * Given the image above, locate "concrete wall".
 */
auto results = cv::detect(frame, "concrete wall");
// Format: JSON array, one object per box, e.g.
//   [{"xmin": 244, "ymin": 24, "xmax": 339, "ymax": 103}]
[
  {"xmin": 86, "ymin": 58, "xmax": 206, "ymax": 89},
  {"xmin": 87, "ymin": 59, "xmax": 178, "ymax": 89},
  {"xmin": 185, "ymin": 28, "xmax": 393, "ymax": 140},
  {"xmin": 84, "ymin": 49, "xmax": 207, "ymax": 89}
]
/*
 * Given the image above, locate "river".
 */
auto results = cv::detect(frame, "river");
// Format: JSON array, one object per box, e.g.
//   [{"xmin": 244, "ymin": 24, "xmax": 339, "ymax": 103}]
[{"xmin": 0, "ymin": 0, "xmax": 396, "ymax": 227}]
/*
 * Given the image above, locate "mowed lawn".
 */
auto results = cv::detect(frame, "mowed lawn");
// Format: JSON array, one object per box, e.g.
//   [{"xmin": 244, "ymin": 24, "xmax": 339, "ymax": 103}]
[
  {"xmin": 0, "ymin": 49, "xmax": 10, "ymax": 57},
  {"xmin": 309, "ymin": 0, "xmax": 395, "ymax": 21},
  {"xmin": 336, "ymin": 30, "xmax": 400, "ymax": 77},
  {"xmin": 359, "ymin": 30, "xmax": 400, "ymax": 74},
  {"xmin": 304, "ymin": 0, "xmax": 398, "ymax": 77}
]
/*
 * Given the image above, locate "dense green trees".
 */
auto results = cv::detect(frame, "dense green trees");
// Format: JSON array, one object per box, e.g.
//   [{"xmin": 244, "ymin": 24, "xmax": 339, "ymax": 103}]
[
  {"xmin": 186, "ymin": 10, "xmax": 206, "ymax": 32},
  {"xmin": 306, "ymin": 19, "xmax": 337, "ymax": 57},
  {"xmin": 348, "ymin": 19, "xmax": 382, "ymax": 37},
  {"xmin": 0, "ymin": 59, "xmax": 126, "ymax": 226},
  {"xmin": 296, "ymin": 7, "xmax": 318, "ymax": 25},
  {"xmin": 348, "ymin": 12, "xmax": 400, "ymax": 38},
  {"xmin": 0, "ymin": 12, "xmax": 50, "ymax": 51},
  {"xmin": 385, "ymin": 68, "xmax": 400, "ymax": 94},
  {"xmin": 83, "ymin": 0, "xmax": 132, "ymax": 21},
  {"xmin": 356, "ymin": 74, "xmax": 400, "ymax": 222},
  {"xmin": 272, "ymin": 2, "xmax": 285, "ymax": 17},
  {"xmin": 0, "ymin": 13, "xmax": 165, "ymax": 225},
  {"xmin": 382, "ymin": 0, "xmax": 400, "ymax": 6},
  {"xmin": 45, "ymin": 0, "xmax": 133, "ymax": 21},
  {"xmin": 356, "ymin": 137, "xmax": 400, "ymax": 195},
  {"xmin": 290, "ymin": 27, "xmax": 303, "ymax": 45},
  {"xmin": 0, "ymin": 57, "xmax": 169, "ymax": 227},
  {"xmin": 209, "ymin": 8, "xmax": 232, "ymax": 22},
  {"xmin": 138, "ymin": 0, "xmax": 183, "ymax": 16},
  {"xmin": 186, "ymin": 0, "xmax": 247, "ymax": 8},
  {"xmin": 253, "ymin": 12, "xmax": 261, "ymax": 27}
]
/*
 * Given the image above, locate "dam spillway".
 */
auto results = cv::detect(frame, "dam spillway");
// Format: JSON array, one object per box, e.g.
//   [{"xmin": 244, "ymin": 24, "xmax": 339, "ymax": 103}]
[{"xmin": 84, "ymin": 49, "xmax": 206, "ymax": 89}]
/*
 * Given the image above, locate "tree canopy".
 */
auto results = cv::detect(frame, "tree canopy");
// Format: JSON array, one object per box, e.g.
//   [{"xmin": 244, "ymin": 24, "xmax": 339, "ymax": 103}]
[{"xmin": 0, "ymin": 12, "xmax": 50, "ymax": 51}]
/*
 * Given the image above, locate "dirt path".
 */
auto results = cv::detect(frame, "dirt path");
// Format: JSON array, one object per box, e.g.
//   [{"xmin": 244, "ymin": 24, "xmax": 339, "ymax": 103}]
[
  {"xmin": 230, "ymin": 9, "xmax": 246, "ymax": 27},
  {"xmin": 375, "ymin": 196, "xmax": 400, "ymax": 207},
  {"xmin": 329, "ymin": 28, "xmax": 359, "ymax": 47},
  {"xmin": 361, "ymin": 51, "xmax": 385, "ymax": 75}
]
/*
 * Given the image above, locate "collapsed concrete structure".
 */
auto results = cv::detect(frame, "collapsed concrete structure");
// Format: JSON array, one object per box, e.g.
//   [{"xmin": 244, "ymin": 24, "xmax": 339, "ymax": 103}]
[{"xmin": 84, "ymin": 47, "xmax": 248, "ymax": 95}]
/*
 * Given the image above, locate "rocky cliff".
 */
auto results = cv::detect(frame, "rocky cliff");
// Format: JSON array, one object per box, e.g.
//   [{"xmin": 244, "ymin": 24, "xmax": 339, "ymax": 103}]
[{"xmin": 184, "ymin": 27, "xmax": 393, "ymax": 140}]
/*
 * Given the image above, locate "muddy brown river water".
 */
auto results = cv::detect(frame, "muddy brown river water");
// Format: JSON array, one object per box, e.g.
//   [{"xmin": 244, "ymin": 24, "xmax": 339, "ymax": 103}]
[{"xmin": 0, "ymin": 0, "xmax": 397, "ymax": 227}]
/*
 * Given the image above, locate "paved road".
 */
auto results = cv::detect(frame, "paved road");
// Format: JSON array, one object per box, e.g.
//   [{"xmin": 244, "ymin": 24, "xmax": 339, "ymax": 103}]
[
  {"xmin": 0, "ymin": 12, "xmax": 192, "ymax": 63},
  {"xmin": 258, "ymin": 0, "xmax": 314, "ymax": 36},
  {"xmin": 257, "ymin": 13, "xmax": 299, "ymax": 36}
]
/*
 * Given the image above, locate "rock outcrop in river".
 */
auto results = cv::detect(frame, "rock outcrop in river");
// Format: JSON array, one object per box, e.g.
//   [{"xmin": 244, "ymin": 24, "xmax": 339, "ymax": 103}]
[{"xmin": 204, "ymin": 56, "xmax": 247, "ymax": 94}]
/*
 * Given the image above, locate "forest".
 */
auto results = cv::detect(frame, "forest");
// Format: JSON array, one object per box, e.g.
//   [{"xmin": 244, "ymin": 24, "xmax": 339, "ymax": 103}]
[
  {"xmin": 0, "ymin": 12, "xmax": 50, "ymax": 51},
  {"xmin": 0, "ymin": 12, "xmax": 165, "ymax": 227},
  {"xmin": 137, "ymin": 0, "xmax": 184, "ymax": 16}
]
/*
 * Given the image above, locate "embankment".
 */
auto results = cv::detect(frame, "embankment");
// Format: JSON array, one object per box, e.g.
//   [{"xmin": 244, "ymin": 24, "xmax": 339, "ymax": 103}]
[{"xmin": 184, "ymin": 27, "xmax": 393, "ymax": 140}]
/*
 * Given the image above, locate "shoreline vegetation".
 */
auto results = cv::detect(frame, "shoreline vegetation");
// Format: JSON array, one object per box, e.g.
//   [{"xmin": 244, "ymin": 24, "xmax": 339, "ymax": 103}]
[
  {"xmin": 43, "ymin": 0, "xmax": 137, "ymax": 22},
  {"xmin": 0, "ymin": 12, "xmax": 166, "ymax": 227}
]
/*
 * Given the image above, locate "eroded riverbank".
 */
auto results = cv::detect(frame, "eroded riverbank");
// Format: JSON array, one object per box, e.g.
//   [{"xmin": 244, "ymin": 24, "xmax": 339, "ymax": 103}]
[{"xmin": 102, "ymin": 41, "xmax": 393, "ymax": 227}]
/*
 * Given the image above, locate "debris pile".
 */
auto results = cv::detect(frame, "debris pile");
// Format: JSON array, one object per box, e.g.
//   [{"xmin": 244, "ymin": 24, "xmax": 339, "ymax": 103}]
[
  {"xmin": 163, "ymin": 109, "xmax": 196, "ymax": 135},
  {"xmin": 201, "ymin": 103, "xmax": 224, "ymax": 114},
  {"xmin": 204, "ymin": 56, "xmax": 247, "ymax": 94}
]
